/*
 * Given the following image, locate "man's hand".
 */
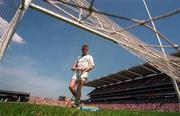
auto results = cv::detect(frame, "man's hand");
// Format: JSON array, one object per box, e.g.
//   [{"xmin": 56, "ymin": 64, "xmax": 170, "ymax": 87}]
[
  {"xmin": 77, "ymin": 65, "xmax": 94, "ymax": 72},
  {"xmin": 71, "ymin": 64, "xmax": 76, "ymax": 71},
  {"xmin": 75, "ymin": 67, "xmax": 86, "ymax": 71},
  {"xmin": 84, "ymin": 65, "xmax": 94, "ymax": 72}
]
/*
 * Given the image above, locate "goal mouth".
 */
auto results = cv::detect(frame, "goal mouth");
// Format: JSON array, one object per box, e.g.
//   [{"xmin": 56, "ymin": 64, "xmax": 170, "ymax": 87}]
[{"xmin": 32, "ymin": 0, "xmax": 180, "ymax": 81}]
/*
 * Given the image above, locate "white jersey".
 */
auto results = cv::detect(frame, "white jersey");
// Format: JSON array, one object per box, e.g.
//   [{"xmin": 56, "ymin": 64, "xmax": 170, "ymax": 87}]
[
  {"xmin": 72, "ymin": 54, "xmax": 94, "ymax": 81},
  {"xmin": 76, "ymin": 54, "xmax": 95, "ymax": 69}
]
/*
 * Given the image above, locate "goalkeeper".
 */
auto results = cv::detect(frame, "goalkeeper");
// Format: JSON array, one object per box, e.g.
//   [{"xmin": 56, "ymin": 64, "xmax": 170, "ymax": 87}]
[{"xmin": 69, "ymin": 44, "xmax": 95, "ymax": 107}]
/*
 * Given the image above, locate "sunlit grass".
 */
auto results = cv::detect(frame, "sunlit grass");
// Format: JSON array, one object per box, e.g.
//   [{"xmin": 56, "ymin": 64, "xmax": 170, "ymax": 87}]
[{"xmin": 0, "ymin": 102, "xmax": 179, "ymax": 116}]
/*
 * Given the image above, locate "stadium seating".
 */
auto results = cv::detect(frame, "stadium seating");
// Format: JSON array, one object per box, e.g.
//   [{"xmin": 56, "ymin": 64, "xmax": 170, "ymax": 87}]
[{"xmin": 85, "ymin": 52, "xmax": 180, "ymax": 112}]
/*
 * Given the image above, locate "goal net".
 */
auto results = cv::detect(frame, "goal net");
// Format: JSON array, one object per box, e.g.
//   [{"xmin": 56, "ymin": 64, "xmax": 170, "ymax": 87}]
[{"xmin": 31, "ymin": 0, "xmax": 180, "ymax": 81}]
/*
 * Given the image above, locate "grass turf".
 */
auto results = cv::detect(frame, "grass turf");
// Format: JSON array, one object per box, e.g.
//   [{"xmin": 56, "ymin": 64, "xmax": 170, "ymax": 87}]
[{"xmin": 0, "ymin": 102, "xmax": 179, "ymax": 116}]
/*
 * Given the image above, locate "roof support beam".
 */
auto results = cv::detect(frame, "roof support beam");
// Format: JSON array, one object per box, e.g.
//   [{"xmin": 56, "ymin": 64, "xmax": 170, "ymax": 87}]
[
  {"xmin": 115, "ymin": 73, "xmax": 132, "ymax": 80},
  {"xmin": 127, "ymin": 70, "xmax": 143, "ymax": 77}
]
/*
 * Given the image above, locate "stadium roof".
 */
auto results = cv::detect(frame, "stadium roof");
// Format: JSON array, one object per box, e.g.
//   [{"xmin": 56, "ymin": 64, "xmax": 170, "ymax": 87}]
[{"xmin": 85, "ymin": 52, "xmax": 180, "ymax": 88}]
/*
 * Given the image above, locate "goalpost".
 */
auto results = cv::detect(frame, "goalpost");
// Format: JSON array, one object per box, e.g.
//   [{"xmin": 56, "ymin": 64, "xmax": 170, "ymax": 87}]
[{"xmin": 0, "ymin": 0, "xmax": 32, "ymax": 61}]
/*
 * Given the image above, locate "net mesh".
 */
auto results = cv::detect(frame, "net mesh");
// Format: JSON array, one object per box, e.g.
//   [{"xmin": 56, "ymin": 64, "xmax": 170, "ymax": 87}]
[
  {"xmin": 43, "ymin": 0, "xmax": 180, "ymax": 81},
  {"xmin": 0, "ymin": 0, "xmax": 21, "ymax": 59},
  {"xmin": 0, "ymin": 0, "xmax": 21, "ymax": 41}
]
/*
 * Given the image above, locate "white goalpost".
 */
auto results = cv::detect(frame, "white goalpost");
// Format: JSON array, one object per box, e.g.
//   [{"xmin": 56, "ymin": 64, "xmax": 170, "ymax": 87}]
[{"xmin": 0, "ymin": 0, "xmax": 32, "ymax": 61}]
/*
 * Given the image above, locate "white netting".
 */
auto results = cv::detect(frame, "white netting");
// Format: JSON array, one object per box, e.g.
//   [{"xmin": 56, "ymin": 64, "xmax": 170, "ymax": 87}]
[
  {"xmin": 0, "ymin": 0, "xmax": 22, "ymax": 59},
  {"xmin": 0, "ymin": 0, "xmax": 21, "ymax": 42},
  {"xmin": 42, "ymin": 0, "xmax": 180, "ymax": 81}
]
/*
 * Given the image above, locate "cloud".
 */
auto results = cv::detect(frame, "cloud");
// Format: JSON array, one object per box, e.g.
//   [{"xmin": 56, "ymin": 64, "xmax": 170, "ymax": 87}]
[
  {"xmin": 0, "ymin": 17, "xmax": 25, "ymax": 44},
  {"xmin": 12, "ymin": 33, "xmax": 25, "ymax": 44},
  {"xmin": 0, "ymin": 67, "xmax": 68, "ymax": 98},
  {"xmin": 0, "ymin": 1, "xmax": 3, "ymax": 5},
  {"xmin": 0, "ymin": 55, "xmax": 69, "ymax": 98}
]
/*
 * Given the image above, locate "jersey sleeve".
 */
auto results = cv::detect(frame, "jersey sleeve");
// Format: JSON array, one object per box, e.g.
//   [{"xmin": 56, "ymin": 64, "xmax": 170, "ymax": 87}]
[{"xmin": 89, "ymin": 55, "xmax": 95, "ymax": 67}]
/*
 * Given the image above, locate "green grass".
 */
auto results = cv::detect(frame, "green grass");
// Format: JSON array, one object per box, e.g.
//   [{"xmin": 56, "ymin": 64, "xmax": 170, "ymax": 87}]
[{"xmin": 0, "ymin": 102, "xmax": 179, "ymax": 116}]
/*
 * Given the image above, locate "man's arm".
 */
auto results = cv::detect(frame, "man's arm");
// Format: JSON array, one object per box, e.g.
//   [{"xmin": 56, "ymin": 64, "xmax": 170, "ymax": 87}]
[
  {"xmin": 84, "ymin": 65, "xmax": 94, "ymax": 72},
  {"xmin": 71, "ymin": 60, "xmax": 78, "ymax": 71},
  {"xmin": 71, "ymin": 64, "xmax": 76, "ymax": 71},
  {"xmin": 84, "ymin": 56, "xmax": 94, "ymax": 72}
]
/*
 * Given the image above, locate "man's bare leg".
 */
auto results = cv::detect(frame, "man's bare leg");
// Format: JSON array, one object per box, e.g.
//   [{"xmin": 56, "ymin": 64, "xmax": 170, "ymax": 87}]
[
  {"xmin": 69, "ymin": 79, "xmax": 77, "ymax": 97},
  {"xmin": 76, "ymin": 80, "xmax": 85, "ymax": 106}
]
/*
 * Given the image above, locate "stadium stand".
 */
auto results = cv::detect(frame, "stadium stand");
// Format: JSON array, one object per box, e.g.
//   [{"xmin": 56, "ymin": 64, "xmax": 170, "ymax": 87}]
[
  {"xmin": 0, "ymin": 90, "xmax": 30, "ymax": 102},
  {"xmin": 85, "ymin": 52, "xmax": 180, "ymax": 112},
  {"xmin": 28, "ymin": 96, "xmax": 66, "ymax": 106}
]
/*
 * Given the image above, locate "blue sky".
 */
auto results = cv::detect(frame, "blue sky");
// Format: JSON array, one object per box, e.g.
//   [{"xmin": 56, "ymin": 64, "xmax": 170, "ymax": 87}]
[{"xmin": 0, "ymin": 0, "xmax": 180, "ymax": 99}]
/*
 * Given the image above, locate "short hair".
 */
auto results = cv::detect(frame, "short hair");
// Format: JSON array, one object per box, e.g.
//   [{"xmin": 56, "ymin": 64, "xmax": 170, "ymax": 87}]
[{"xmin": 82, "ymin": 44, "xmax": 89, "ymax": 48}]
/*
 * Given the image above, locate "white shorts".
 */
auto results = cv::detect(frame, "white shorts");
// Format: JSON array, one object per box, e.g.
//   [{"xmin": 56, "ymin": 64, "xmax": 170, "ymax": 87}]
[{"xmin": 72, "ymin": 71, "xmax": 88, "ymax": 82}]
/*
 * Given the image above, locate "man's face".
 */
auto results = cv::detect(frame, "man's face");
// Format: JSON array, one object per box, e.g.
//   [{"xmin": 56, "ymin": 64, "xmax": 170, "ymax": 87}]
[{"xmin": 81, "ymin": 46, "xmax": 88, "ymax": 55}]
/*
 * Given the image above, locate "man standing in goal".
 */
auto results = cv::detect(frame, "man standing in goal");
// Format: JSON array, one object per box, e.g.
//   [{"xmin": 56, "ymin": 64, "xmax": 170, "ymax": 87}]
[{"xmin": 69, "ymin": 44, "xmax": 95, "ymax": 107}]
